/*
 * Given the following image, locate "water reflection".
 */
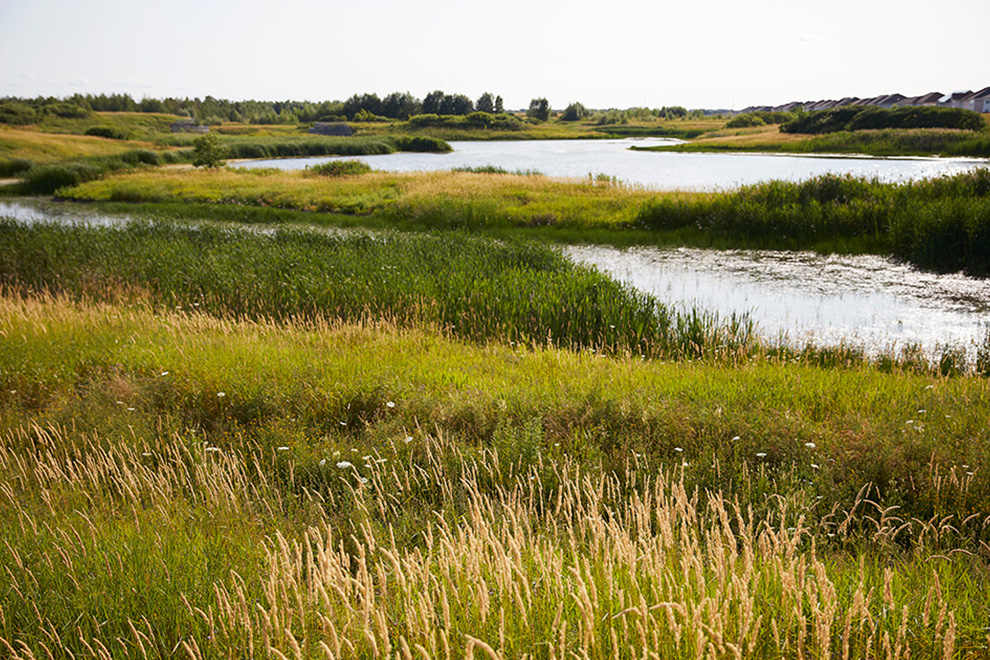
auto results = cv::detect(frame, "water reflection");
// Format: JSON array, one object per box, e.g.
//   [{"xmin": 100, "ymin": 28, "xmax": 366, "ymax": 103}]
[{"xmin": 564, "ymin": 245, "xmax": 990, "ymax": 356}]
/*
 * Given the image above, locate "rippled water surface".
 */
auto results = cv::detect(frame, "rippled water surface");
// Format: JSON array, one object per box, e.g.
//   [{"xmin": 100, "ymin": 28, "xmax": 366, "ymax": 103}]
[
  {"xmin": 236, "ymin": 138, "xmax": 986, "ymax": 190},
  {"xmin": 565, "ymin": 245, "xmax": 990, "ymax": 356}
]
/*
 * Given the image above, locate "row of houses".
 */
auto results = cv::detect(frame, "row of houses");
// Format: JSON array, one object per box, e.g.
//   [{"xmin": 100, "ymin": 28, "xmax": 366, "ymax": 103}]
[{"xmin": 743, "ymin": 86, "xmax": 990, "ymax": 115}]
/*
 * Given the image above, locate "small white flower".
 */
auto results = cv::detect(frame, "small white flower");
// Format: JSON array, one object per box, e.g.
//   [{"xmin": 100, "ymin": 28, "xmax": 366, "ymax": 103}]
[
  {"xmin": 160, "ymin": 371, "xmax": 169, "ymax": 376},
  {"xmin": 804, "ymin": 442, "xmax": 816, "ymax": 449},
  {"xmin": 553, "ymin": 443, "xmax": 560, "ymax": 447},
  {"xmin": 205, "ymin": 447, "xmax": 221, "ymax": 453},
  {"xmin": 277, "ymin": 446, "xmax": 289, "ymax": 451},
  {"xmin": 359, "ymin": 477, "xmax": 369, "ymax": 485},
  {"xmin": 217, "ymin": 392, "xmax": 225, "ymax": 398},
  {"xmin": 386, "ymin": 401, "xmax": 396, "ymax": 408},
  {"xmin": 319, "ymin": 459, "xmax": 327, "ymax": 466},
  {"xmin": 340, "ymin": 421, "xmax": 347, "ymax": 426},
  {"xmin": 336, "ymin": 461, "xmax": 353, "ymax": 469},
  {"xmin": 682, "ymin": 461, "xmax": 689, "ymax": 467},
  {"xmin": 731, "ymin": 436, "xmax": 740, "ymax": 441},
  {"xmin": 674, "ymin": 447, "xmax": 683, "ymax": 452},
  {"xmin": 811, "ymin": 463, "xmax": 820, "ymax": 469},
  {"xmin": 917, "ymin": 409, "xmax": 926, "ymax": 414},
  {"xmin": 333, "ymin": 450, "xmax": 340, "ymax": 456},
  {"xmin": 404, "ymin": 436, "xmax": 413, "ymax": 443},
  {"xmin": 142, "ymin": 452, "xmax": 152, "ymax": 457},
  {"xmin": 756, "ymin": 452, "xmax": 767, "ymax": 458}
]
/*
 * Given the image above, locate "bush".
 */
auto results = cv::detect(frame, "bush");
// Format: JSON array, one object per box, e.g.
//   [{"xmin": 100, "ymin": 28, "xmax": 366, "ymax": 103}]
[
  {"xmin": 85, "ymin": 126, "xmax": 130, "ymax": 140},
  {"xmin": 783, "ymin": 105, "xmax": 985, "ymax": 134},
  {"xmin": 0, "ymin": 101, "xmax": 38, "ymax": 125},
  {"xmin": 304, "ymin": 160, "xmax": 372, "ymax": 177},
  {"xmin": 725, "ymin": 114, "xmax": 766, "ymax": 128},
  {"xmin": 560, "ymin": 102, "xmax": 587, "ymax": 122},
  {"xmin": 21, "ymin": 163, "xmax": 105, "ymax": 195},
  {"xmin": 390, "ymin": 135, "xmax": 452, "ymax": 153},
  {"xmin": 192, "ymin": 133, "xmax": 226, "ymax": 169},
  {"xmin": 0, "ymin": 158, "xmax": 34, "ymax": 177}
]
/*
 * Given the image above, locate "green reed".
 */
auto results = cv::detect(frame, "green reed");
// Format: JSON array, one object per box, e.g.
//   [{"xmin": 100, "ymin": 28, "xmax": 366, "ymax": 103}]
[{"xmin": 0, "ymin": 218, "xmax": 752, "ymax": 359}]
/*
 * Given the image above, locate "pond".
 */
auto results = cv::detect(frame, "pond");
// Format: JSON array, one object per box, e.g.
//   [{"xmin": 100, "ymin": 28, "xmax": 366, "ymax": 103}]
[
  {"xmin": 235, "ymin": 138, "xmax": 987, "ymax": 190},
  {"xmin": 565, "ymin": 244, "xmax": 990, "ymax": 358}
]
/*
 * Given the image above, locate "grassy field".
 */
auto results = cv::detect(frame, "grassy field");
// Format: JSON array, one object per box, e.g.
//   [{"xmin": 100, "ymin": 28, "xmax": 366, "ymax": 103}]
[{"xmin": 1, "ymin": 285, "xmax": 988, "ymax": 659}]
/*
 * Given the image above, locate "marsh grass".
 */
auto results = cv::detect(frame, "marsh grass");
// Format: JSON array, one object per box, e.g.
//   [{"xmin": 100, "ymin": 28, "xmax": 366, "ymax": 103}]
[{"xmin": 0, "ymin": 218, "xmax": 755, "ymax": 359}]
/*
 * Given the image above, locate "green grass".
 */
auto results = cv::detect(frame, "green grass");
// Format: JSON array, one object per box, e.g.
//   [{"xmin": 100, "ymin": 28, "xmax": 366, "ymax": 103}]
[
  {"xmin": 1, "ymin": 291, "xmax": 989, "ymax": 659},
  {"xmin": 638, "ymin": 127, "xmax": 990, "ymax": 158}
]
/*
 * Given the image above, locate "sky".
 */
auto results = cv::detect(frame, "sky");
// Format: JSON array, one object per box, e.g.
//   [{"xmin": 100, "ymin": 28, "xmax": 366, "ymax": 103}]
[{"xmin": 1, "ymin": 0, "xmax": 987, "ymax": 111}]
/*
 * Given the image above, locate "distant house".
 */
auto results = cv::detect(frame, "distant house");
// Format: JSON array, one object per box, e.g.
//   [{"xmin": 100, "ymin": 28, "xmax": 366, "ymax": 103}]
[
  {"xmin": 309, "ymin": 122, "xmax": 354, "ymax": 136},
  {"xmin": 938, "ymin": 91, "xmax": 972, "ymax": 109},
  {"xmin": 960, "ymin": 87, "xmax": 990, "ymax": 113},
  {"xmin": 170, "ymin": 120, "xmax": 209, "ymax": 134},
  {"xmin": 897, "ymin": 91, "xmax": 943, "ymax": 107}
]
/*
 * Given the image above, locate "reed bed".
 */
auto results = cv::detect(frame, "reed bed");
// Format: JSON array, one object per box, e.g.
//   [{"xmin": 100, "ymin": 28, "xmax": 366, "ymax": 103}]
[{"xmin": 0, "ymin": 217, "xmax": 752, "ymax": 359}]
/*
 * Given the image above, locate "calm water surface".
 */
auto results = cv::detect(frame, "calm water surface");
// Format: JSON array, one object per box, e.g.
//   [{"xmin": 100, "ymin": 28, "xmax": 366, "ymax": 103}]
[
  {"xmin": 565, "ymin": 245, "xmax": 990, "ymax": 356},
  {"xmin": 236, "ymin": 138, "xmax": 987, "ymax": 190}
]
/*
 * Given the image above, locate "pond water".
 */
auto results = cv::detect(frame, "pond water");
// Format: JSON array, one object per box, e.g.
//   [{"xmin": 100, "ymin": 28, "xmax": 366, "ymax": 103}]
[
  {"xmin": 564, "ymin": 244, "xmax": 990, "ymax": 358},
  {"xmin": 3, "ymin": 199, "xmax": 987, "ymax": 358},
  {"xmin": 235, "ymin": 138, "xmax": 987, "ymax": 190}
]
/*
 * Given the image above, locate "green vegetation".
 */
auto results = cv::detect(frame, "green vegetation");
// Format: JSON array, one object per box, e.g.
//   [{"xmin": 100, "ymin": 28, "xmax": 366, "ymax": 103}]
[
  {"xmin": 725, "ymin": 110, "xmax": 797, "ymax": 129},
  {"xmin": 1, "ymin": 247, "xmax": 989, "ymax": 658},
  {"xmin": 191, "ymin": 132, "xmax": 226, "ymax": 169},
  {"xmin": 305, "ymin": 159, "xmax": 373, "ymax": 177},
  {"xmin": 62, "ymin": 166, "xmax": 990, "ymax": 275},
  {"xmin": 0, "ymin": 219, "xmax": 752, "ymax": 359},
  {"xmin": 782, "ymin": 105, "xmax": 985, "ymax": 134}
]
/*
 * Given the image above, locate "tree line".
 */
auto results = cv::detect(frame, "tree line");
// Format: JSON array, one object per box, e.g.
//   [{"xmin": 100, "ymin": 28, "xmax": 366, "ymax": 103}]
[{"xmin": 1, "ymin": 92, "xmax": 705, "ymax": 126}]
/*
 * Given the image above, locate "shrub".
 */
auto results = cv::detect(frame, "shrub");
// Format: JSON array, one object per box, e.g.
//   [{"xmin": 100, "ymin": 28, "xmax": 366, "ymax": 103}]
[
  {"xmin": 390, "ymin": 135, "xmax": 452, "ymax": 153},
  {"xmin": 192, "ymin": 133, "xmax": 226, "ymax": 169},
  {"xmin": 85, "ymin": 126, "xmax": 130, "ymax": 140},
  {"xmin": 725, "ymin": 114, "xmax": 766, "ymax": 128},
  {"xmin": 560, "ymin": 102, "xmax": 587, "ymax": 122},
  {"xmin": 304, "ymin": 160, "xmax": 372, "ymax": 177},
  {"xmin": 21, "ymin": 162, "xmax": 104, "ymax": 194},
  {"xmin": 0, "ymin": 158, "xmax": 34, "ymax": 177},
  {"xmin": 0, "ymin": 101, "xmax": 38, "ymax": 125}
]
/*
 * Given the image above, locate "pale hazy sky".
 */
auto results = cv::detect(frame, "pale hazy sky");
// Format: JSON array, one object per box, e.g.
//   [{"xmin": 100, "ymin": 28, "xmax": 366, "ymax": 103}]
[{"xmin": 1, "ymin": 0, "xmax": 987, "ymax": 111}]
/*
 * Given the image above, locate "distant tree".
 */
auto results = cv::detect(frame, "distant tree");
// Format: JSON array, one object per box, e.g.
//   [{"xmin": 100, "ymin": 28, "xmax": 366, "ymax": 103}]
[
  {"xmin": 422, "ymin": 90, "xmax": 445, "ymax": 115},
  {"xmin": 494, "ymin": 95, "xmax": 504, "ymax": 113},
  {"xmin": 192, "ymin": 132, "xmax": 226, "ymax": 169},
  {"xmin": 560, "ymin": 102, "xmax": 587, "ymax": 121},
  {"xmin": 440, "ymin": 94, "xmax": 474, "ymax": 115},
  {"xmin": 382, "ymin": 91, "xmax": 421, "ymax": 119},
  {"xmin": 476, "ymin": 92, "xmax": 495, "ymax": 113},
  {"xmin": 527, "ymin": 98, "xmax": 551, "ymax": 122}
]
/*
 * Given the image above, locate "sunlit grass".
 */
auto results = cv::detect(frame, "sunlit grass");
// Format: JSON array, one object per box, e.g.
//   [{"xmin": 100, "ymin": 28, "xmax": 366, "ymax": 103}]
[{"xmin": 1, "ymin": 291, "xmax": 989, "ymax": 659}]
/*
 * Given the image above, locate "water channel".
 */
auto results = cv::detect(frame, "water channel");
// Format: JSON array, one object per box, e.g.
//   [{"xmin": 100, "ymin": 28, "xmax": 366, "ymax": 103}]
[{"xmin": 235, "ymin": 137, "xmax": 987, "ymax": 190}]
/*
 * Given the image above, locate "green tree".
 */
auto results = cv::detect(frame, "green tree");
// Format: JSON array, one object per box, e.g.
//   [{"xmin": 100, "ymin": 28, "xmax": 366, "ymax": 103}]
[
  {"xmin": 561, "ymin": 102, "xmax": 587, "ymax": 121},
  {"xmin": 494, "ymin": 95, "xmax": 504, "ymax": 113},
  {"xmin": 192, "ymin": 132, "xmax": 226, "ymax": 169},
  {"xmin": 527, "ymin": 98, "xmax": 551, "ymax": 122},
  {"xmin": 476, "ymin": 92, "xmax": 495, "ymax": 113}
]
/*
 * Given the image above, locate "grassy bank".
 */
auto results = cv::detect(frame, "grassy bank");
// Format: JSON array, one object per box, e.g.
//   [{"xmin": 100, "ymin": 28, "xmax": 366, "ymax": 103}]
[
  {"xmin": 1, "ymin": 291, "xmax": 989, "ymax": 659},
  {"xmin": 62, "ymin": 166, "xmax": 990, "ymax": 274},
  {"xmin": 636, "ymin": 126, "xmax": 990, "ymax": 158}
]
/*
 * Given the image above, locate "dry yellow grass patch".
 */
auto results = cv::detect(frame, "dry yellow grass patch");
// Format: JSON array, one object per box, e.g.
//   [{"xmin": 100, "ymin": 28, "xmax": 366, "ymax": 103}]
[
  {"xmin": 0, "ymin": 125, "xmax": 163, "ymax": 162},
  {"xmin": 682, "ymin": 125, "xmax": 809, "ymax": 148}
]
